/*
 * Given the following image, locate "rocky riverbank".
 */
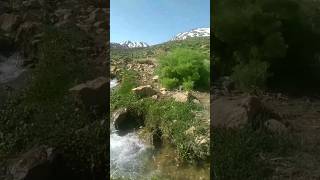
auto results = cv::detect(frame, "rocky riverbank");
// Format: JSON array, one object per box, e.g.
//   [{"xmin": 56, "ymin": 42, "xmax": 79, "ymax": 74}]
[{"xmin": 0, "ymin": 0, "xmax": 109, "ymax": 179}]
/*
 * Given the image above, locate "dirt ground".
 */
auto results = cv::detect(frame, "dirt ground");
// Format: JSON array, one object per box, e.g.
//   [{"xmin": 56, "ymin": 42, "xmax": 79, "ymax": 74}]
[{"xmin": 264, "ymin": 95, "xmax": 320, "ymax": 179}]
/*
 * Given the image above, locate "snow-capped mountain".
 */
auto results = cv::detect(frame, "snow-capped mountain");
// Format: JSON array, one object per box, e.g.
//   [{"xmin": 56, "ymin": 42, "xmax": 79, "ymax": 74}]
[
  {"xmin": 171, "ymin": 28, "xmax": 210, "ymax": 41},
  {"xmin": 120, "ymin": 41, "xmax": 149, "ymax": 48}
]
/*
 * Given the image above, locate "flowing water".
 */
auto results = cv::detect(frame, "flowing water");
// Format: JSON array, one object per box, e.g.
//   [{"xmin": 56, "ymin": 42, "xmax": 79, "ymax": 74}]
[
  {"xmin": 0, "ymin": 52, "xmax": 28, "ymax": 104},
  {"xmin": 110, "ymin": 78, "xmax": 118, "ymax": 89},
  {"xmin": 110, "ymin": 78, "xmax": 210, "ymax": 180},
  {"xmin": 110, "ymin": 126, "xmax": 155, "ymax": 179},
  {"xmin": 0, "ymin": 52, "xmax": 25, "ymax": 84}
]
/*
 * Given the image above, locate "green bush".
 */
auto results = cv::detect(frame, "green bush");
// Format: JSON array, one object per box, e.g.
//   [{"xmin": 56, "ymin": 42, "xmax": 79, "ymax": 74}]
[
  {"xmin": 231, "ymin": 58, "xmax": 270, "ymax": 91},
  {"xmin": 157, "ymin": 48, "xmax": 209, "ymax": 90}
]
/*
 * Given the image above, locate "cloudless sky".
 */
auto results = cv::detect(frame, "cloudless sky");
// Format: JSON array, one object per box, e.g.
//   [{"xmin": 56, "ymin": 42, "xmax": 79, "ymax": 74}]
[{"xmin": 111, "ymin": 0, "xmax": 210, "ymax": 45}]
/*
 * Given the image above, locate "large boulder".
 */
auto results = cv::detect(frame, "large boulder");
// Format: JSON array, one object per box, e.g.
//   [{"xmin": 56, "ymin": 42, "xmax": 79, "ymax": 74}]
[
  {"xmin": 15, "ymin": 21, "xmax": 42, "ymax": 43},
  {"xmin": 3, "ymin": 145, "xmax": 98, "ymax": 180},
  {"xmin": 69, "ymin": 77, "xmax": 108, "ymax": 114},
  {"xmin": 264, "ymin": 119, "xmax": 288, "ymax": 134},
  {"xmin": 172, "ymin": 91, "xmax": 195, "ymax": 103},
  {"xmin": 212, "ymin": 95, "xmax": 263, "ymax": 129},
  {"xmin": 132, "ymin": 85, "xmax": 156, "ymax": 97},
  {"xmin": 22, "ymin": 0, "xmax": 41, "ymax": 9},
  {"xmin": 6, "ymin": 146, "xmax": 54, "ymax": 180},
  {"xmin": 0, "ymin": 13, "xmax": 21, "ymax": 32}
]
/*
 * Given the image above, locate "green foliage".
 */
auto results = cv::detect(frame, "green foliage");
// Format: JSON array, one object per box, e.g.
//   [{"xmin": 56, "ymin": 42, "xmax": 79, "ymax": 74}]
[
  {"xmin": 232, "ymin": 58, "xmax": 270, "ymax": 91},
  {"xmin": 161, "ymin": 77, "xmax": 179, "ymax": 89},
  {"xmin": 214, "ymin": 0, "xmax": 320, "ymax": 91},
  {"xmin": 158, "ymin": 48, "xmax": 209, "ymax": 90},
  {"xmin": 110, "ymin": 70, "xmax": 139, "ymax": 111},
  {"xmin": 26, "ymin": 25, "xmax": 92, "ymax": 103}
]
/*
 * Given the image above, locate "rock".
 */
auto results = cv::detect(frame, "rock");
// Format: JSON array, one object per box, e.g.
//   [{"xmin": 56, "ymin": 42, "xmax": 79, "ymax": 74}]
[
  {"xmin": 152, "ymin": 75, "xmax": 159, "ymax": 82},
  {"xmin": 212, "ymin": 95, "xmax": 263, "ymax": 129},
  {"xmin": 7, "ymin": 146, "xmax": 54, "ymax": 180},
  {"xmin": 110, "ymin": 66, "xmax": 116, "ymax": 72},
  {"xmin": 22, "ymin": 0, "xmax": 41, "ymax": 8},
  {"xmin": 69, "ymin": 77, "xmax": 108, "ymax": 114},
  {"xmin": 151, "ymin": 95, "xmax": 158, "ymax": 100},
  {"xmin": 192, "ymin": 99, "xmax": 201, "ymax": 104},
  {"xmin": 185, "ymin": 126, "xmax": 196, "ymax": 135},
  {"xmin": 172, "ymin": 91, "xmax": 194, "ymax": 103},
  {"xmin": 15, "ymin": 21, "xmax": 41, "ymax": 43},
  {"xmin": 85, "ymin": 9, "xmax": 99, "ymax": 24},
  {"xmin": 195, "ymin": 136, "xmax": 208, "ymax": 145},
  {"xmin": 264, "ymin": 119, "xmax": 288, "ymax": 134},
  {"xmin": 0, "ymin": 13, "xmax": 21, "ymax": 32},
  {"xmin": 132, "ymin": 85, "xmax": 157, "ymax": 97},
  {"xmin": 160, "ymin": 87, "xmax": 167, "ymax": 95},
  {"xmin": 54, "ymin": 9, "xmax": 72, "ymax": 18},
  {"xmin": 112, "ymin": 108, "xmax": 142, "ymax": 133}
]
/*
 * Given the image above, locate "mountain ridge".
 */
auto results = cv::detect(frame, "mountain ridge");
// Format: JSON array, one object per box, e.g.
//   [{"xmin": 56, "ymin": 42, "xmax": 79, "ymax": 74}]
[{"xmin": 111, "ymin": 27, "xmax": 210, "ymax": 49}]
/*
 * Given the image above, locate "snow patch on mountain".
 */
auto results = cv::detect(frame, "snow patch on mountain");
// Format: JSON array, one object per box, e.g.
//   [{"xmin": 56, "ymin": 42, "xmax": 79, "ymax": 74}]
[
  {"xmin": 120, "ymin": 41, "xmax": 149, "ymax": 48},
  {"xmin": 171, "ymin": 28, "xmax": 210, "ymax": 41}
]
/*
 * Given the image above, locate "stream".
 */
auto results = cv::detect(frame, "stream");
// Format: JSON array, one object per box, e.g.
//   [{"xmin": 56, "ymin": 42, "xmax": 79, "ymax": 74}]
[
  {"xmin": 0, "ymin": 52, "xmax": 26, "ymax": 84},
  {"xmin": 110, "ymin": 78, "xmax": 210, "ymax": 180},
  {"xmin": 0, "ymin": 52, "xmax": 28, "ymax": 104}
]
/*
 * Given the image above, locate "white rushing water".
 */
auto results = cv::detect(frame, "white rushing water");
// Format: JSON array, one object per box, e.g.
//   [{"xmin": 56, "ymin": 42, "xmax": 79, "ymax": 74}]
[
  {"xmin": 110, "ymin": 78, "xmax": 118, "ymax": 89},
  {"xmin": 110, "ymin": 128, "xmax": 153, "ymax": 179},
  {"xmin": 0, "ymin": 53, "xmax": 25, "ymax": 84}
]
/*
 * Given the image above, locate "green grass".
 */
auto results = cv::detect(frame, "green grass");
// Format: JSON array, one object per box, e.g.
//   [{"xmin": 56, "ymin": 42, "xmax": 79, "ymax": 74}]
[
  {"xmin": 0, "ymin": 25, "xmax": 107, "ymax": 176},
  {"xmin": 111, "ymin": 71, "xmax": 209, "ymax": 163},
  {"xmin": 212, "ymin": 127, "xmax": 294, "ymax": 180}
]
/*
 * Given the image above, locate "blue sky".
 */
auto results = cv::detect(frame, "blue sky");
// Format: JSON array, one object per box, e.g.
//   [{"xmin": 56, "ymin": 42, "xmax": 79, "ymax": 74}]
[{"xmin": 111, "ymin": 0, "xmax": 210, "ymax": 45}]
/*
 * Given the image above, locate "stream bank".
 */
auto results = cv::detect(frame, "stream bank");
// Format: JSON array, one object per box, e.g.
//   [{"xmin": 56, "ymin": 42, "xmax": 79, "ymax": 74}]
[
  {"xmin": 110, "ymin": 76, "xmax": 210, "ymax": 180},
  {"xmin": 0, "ymin": 0, "xmax": 109, "ymax": 179}
]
